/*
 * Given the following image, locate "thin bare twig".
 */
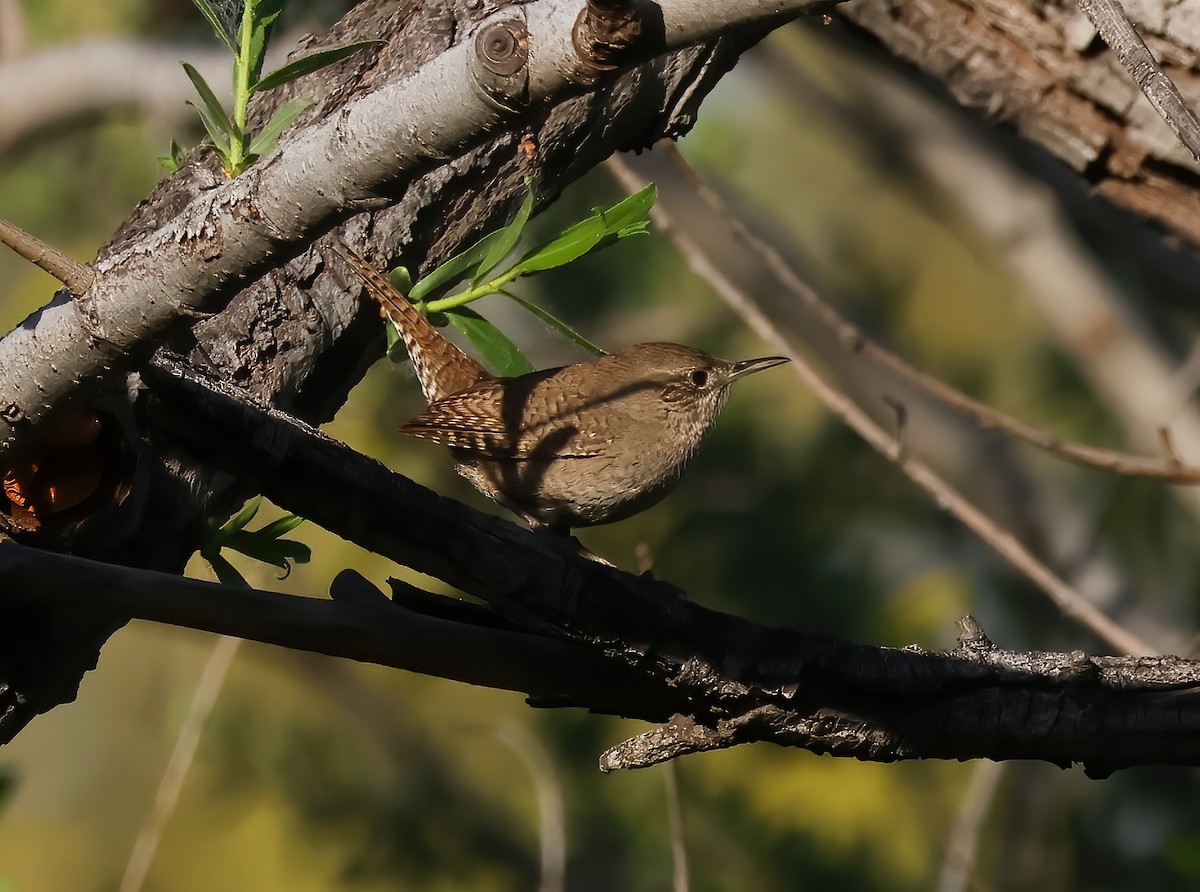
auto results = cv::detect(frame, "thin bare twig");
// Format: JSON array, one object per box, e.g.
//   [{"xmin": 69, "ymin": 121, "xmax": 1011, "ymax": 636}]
[
  {"xmin": 118, "ymin": 634, "xmax": 242, "ymax": 892},
  {"xmin": 0, "ymin": 217, "xmax": 94, "ymax": 295},
  {"xmin": 637, "ymin": 543, "xmax": 690, "ymax": 891},
  {"xmin": 937, "ymin": 761, "xmax": 1006, "ymax": 892},
  {"xmin": 662, "ymin": 144, "xmax": 1200, "ymax": 485},
  {"xmin": 663, "ymin": 762, "xmax": 690, "ymax": 892},
  {"xmin": 495, "ymin": 723, "xmax": 567, "ymax": 892},
  {"xmin": 1077, "ymin": 0, "xmax": 1200, "ymax": 164},
  {"xmin": 605, "ymin": 155, "xmax": 1154, "ymax": 657}
]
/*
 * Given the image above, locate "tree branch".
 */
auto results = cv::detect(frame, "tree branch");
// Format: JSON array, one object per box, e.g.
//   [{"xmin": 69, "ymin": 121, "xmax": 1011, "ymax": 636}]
[
  {"xmin": 121, "ymin": 352, "xmax": 1200, "ymax": 775},
  {"xmin": 0, "ymin": 217, "xmax": 94, "ymax": 295},
  {"xmin": 604, "ymin": 154, "xmax": 1156, "ymax": 658},
  {"xmin": 1077, "ymin": 0, "xmax": 1200, "ymax": 163},
  {"xmin": 7, "ymin": 523, "xmax": 1200, "ymax": 775},
  {"xmin": 0, "ymin": 0, "xmax": 797, "ymax": 740},
  {"xmin": 0, "ymin": 0, "xmax": 825, "ymax": 457},
  {"xmin": 660, "ymin": 144, "xmax": 1200, "ymax": 487},
  {"xmin": 0, "ymin": 538, "xmax": 663, "ymax": 733}
]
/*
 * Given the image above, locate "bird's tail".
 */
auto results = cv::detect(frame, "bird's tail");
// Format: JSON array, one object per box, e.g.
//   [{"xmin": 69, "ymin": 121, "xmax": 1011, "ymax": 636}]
[{"xmin": 327, "ymin": 238, "xmax": 487, "ymax": 402}]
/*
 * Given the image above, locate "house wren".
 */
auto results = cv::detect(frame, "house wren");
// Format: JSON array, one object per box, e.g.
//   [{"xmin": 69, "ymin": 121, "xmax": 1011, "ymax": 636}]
[{"xmin": 330, "ymin": 240, "xmax": 787, "ymax": 532}]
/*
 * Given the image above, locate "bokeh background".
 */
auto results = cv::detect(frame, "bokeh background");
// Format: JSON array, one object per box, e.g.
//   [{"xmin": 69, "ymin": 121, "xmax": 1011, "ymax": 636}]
[{"xmin": 4, "ymin": 1, "xmax": 1200, "ymax": 890}]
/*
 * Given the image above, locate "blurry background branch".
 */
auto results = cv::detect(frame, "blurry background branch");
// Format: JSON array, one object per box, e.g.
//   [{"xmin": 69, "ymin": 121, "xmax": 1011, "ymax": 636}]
[
  {"xmin": 842, "ymin": 0, "xmax": 1200, "ymax": 249},
  {"xmin": 607, "ymin": 153, "xmax": 1157, "ymax": 657},
  {"xmin": 0, "ymin": 36, "xmax": 292, "ymax": 154}
]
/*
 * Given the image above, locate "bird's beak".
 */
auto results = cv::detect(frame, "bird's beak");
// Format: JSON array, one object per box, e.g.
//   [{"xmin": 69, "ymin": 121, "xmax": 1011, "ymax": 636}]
[{"xmin": 728, "ymin": 355, "xmax": 790, "ymax": 382}]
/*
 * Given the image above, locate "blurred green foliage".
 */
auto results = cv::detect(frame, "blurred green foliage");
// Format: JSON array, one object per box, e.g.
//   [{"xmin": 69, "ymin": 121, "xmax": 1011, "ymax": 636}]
[{"xmin": 4, "ymin": 3, "xmax": 1200, "ymax": 892}]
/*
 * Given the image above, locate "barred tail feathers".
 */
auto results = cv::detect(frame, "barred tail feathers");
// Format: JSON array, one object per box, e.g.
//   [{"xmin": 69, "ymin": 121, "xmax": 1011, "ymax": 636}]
[{"xmin": 328, "ymin": 239, "xmax": 487, "ymax": 402}]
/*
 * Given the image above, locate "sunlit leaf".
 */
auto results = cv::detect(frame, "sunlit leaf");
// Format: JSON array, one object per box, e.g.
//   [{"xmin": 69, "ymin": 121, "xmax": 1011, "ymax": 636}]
[
  {"xmin": 182, "ymin": 62, "xmax": 235, "ymax": 138},
  {"xmin": 216, "ymin": 496, "xmax": 262, "ymax": 538},
  {"xmin": 473, "ymin": 187, "xmax": 535, "ymax": 284},
  {"xmin": 187, "ymin": 101, "xmax": 233, "ymax": 166},
  {"xmin": 246, "ymin": 0, "xmax": 284, "ymax": 83},
  {"xmin": 257, "ymin": 513, "xmax": 305, "ymax": 538},
  {"xmin": 502, "ymin": 291, "xmax": 606, "ymax": 357},
  {"xmin": 515, "ymin": 184, "xmax": 655, "ymax": 274},
  {"xmin": 245, "ymin": 97, "xmax": 312, "ymax": 158},
  {"xmin": 409, "ymin": 231, "xmax": 503, "ymax": 302},
  {"xmin": 251, "ymin": 41, "xmax": 381, "ymax": 94},
  {"xmin": 390, "ymin": 266, "xmax": 414, "ymax": 295}
]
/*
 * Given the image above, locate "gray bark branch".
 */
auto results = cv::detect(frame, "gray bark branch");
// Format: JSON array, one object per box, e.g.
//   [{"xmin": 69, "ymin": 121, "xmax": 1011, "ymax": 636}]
[
  {"xmin": 0, "ymin": 0, "xmax": 788, "ymax": 740},
  {"xmin": 0, "ymin": 0, "xmax": 822, "ymax": 458}
]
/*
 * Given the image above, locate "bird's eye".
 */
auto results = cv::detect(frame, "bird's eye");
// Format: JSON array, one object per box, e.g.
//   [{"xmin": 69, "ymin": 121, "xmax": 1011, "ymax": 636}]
[{"xmin": 690, "ymin": 369, "xmax": 709, "ymax": 387}]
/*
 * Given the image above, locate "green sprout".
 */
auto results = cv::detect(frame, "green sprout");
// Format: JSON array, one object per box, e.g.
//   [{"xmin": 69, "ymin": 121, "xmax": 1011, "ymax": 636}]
[
  {"xmin": 167, "ymin": 0, "xmax": 377, "ymax": 176},
  {"xmin": 200, "ymin": 496, "xmax": 310, "ymax": 587},
  {"xmin": 382, "ymin": 182, "xmax": 658, "ymax": 376}
]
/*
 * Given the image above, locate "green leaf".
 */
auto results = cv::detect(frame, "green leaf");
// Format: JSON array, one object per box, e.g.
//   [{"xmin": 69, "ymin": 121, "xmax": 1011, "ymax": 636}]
[
  {"xmin": 200, "ymin": 498, "xmax": 310, "ymax": 582},
  {"xmin": 247, "ymin": 0, "xmax": 284, "ymax": 83},
  {"xmin": 257, "ymin": 513, "xmax": 305, "ymax": 538},
  {"xmin": 390, "ymin": 266, "xmax": 413, "ymax": 295},
  {"xmin": 445, "ymin": 307, "xmax": 534, "ymax": 376},
  {"xmin": 473, "ymin": 187, "xmax": 535, "ymax": 284},
  {"xmin": 187, "ymin": 101, "xmax": 233, "ymax": 166},
  {"xmin": 224, "ymin": 531, "xmax": 311, "ymax": 570},
  {"xmin": 408, "ymin": 231, "xmax": 503, "ymax": 303},
  {"xmin": 217, "ymin": 496, "xmax": 262, "ymax": 538},
  {"xmin": 158, "ymin": 139, "xmax": 186, "ymax": 172},
  {"xmin": 502, "ymin": 291, "xmax": 606, "ymax": 357},
  {"xmin": 251, "ymin": 41, "xmax": 381, "ymax": 94},
  {"xmin": 182, "ymin": 61, "xmax": 236, "ymax": 138},
  {"xmin": 515, "ymin": 184, "xmax": 656, "ymax": 274},
  {"xmin": 190, "ymin": 0, "xmax": 237, "ymax": 51},
  {"xmin": 385, "ymin": 323, "xmax": 407, "ymax": 362},
  {"xmin": 245, "ymin": 97, "xmax": 312, "ymax": 158}
]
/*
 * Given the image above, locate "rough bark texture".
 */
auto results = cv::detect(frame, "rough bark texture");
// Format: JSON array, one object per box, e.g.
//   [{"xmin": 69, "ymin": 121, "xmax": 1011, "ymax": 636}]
[
  {"xmin": 842, "ymin": 0, "xmax": 1200, "ymax": 249},
  {"xmin": 26, "ymin": 363, "xmax": 1200, "ymax": 776},
  {"xmin": 7, "ymin": 0, "xmax": 1200, "ymax": 770},
  {"xmin": 0, "ymin": 0, "xmax": 771, "ymax": 743}
]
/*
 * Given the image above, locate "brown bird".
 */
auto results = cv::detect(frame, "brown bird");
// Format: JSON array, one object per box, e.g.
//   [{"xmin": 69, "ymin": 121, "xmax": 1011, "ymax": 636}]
[{"xmin": 330, "ymin": 240, "xmax": 788, "ymax": 532}]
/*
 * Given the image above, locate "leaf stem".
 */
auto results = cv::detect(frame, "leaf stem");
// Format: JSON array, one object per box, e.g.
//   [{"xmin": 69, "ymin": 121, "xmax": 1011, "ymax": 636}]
[
  {"xmin": 424, "ymin": 267, "xmax": 523, "ymax": 313},
  {"xmin": 229, "ymin": 0, "xmax": 257, "ymax": 173}
]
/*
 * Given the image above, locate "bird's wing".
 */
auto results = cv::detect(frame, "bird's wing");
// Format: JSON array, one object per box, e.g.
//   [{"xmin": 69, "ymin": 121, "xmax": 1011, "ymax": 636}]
[{"xmin": 401, "ymin": 384, "xmax": 608, "ymax": 460}]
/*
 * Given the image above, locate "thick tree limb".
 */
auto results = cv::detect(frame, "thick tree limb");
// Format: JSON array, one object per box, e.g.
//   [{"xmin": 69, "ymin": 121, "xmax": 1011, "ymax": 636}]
[
  {"xmin": 129, "ymin": 355, "xmax": 1200, "ymax": 775},
  {"xmin": 7, "ymin": 456, "xmax": 1200, "ymax": 775},
  {"xmin": 0, "ymin": 0, "xmax": 823, "ymax": 457},
  {"xmin": 0, "ymin": 0, "xmax": 799, "ymax": 738},
  {"xmin": 0, "ymin": 540, "xmax": 664, "ymax": 732},
  {"xmin": 7, "ymin": 0, "xmax": 1199, "ymax": 775}
]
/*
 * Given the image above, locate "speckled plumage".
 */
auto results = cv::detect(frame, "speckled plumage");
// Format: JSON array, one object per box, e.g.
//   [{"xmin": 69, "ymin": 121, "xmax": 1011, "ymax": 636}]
[{"xmin": 332, "ymin": 241, "xmax": 788, "ymax": 531}]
